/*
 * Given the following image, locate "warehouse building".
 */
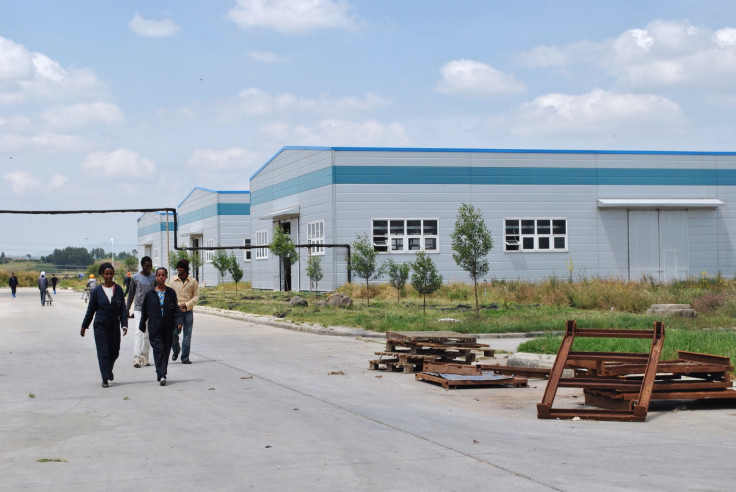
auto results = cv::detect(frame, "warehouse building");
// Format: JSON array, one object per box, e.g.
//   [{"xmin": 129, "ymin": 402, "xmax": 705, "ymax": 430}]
[
  {"xmin": 176, "ymin": 187, "xmax": 250, "ymax": 286},
  {"xmin": 136, "ymin": 211, "xmax": 175, "ymax": 269},
  {"xmin": 249, "ymin": 146, "xmax": 736, "ymax": 292}
]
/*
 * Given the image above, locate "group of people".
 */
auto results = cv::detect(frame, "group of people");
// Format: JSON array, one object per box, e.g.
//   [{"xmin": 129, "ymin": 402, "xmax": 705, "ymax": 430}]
[{"xmin": 80, "ymin": 257, "xmax": 200, "ymax": 388}]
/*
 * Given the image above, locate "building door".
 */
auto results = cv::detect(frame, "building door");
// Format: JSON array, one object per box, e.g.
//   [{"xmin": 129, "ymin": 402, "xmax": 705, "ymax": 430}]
[
  {"xmin": 191, "ymin": 237, "xmax": 201, "ymax": 282},
  {"xmin": 628, "ymin": 210, "xmax": 689, "ymax": 282},
  {"xmin": 281, "ymin": 222, "xmax": 292, "ymax": 291}
]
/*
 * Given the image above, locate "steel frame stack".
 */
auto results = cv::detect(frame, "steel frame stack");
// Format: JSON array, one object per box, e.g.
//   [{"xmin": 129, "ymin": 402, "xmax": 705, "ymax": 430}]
[{"xmin": 537, "ymin": 320, "xmax": 665, "ymax": 422}]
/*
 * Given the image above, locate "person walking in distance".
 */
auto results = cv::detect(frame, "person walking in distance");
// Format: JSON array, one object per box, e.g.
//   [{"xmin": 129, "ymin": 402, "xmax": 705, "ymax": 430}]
[
  {"xmin": 123, "ymin": 272, "xmax": 132, "ymax": 296},
  {"xmin": 8, "ymin": 272, "xmax": 18, "ymax": 298},
  {"xmin": 80, "ymin": 262, "xmax": 128, "ymax": 388},
  {"xmin": 171, "ymin": 259, "xmax": 199, "ymax": 364},
  {"xmin": 38, "ymin": 271, "xmax": 49, "ymax": 306},
  {"xmin": 51, "ymin": 274, "xmax": 58, "ymax": 295},
  {"xmin": 139, "ymin": 267, "xmax": 182, "ymax": 386},
  {"xmin": 126, "ymin": 256, "xmax": 155, "ymax": 368}
]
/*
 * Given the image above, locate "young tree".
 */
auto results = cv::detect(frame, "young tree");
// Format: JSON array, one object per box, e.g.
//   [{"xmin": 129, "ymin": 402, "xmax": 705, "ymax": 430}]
[
  {"xmin": 451, "ymin": 202, "xmax": 493, "ymax": 318},
  {"xmin": 306, "ymin": 254, "xmax": 324, "ymax": 297},
  {"xmin": 169, "ymin": 250, "xmax": 189, "ymax": 271},
  {"xmin": 411, "ymin": 252, "xmax": 443, "ymax": 314},
  {"xmin": 269, "ymin": 225, "xmax": 299, "ymax": 291},
  {"xmin": 124, "ymin": 255, "xmax": 138, "ymax": 273},
  {"xmin": 211, "ymin": 249, "xmax": 231, "ymax": 289},
  {"xmin": 385, "ymin": 259, "xmax": 410, "ymax": 303},
  {"xmin": 349, "ymin": 233, "xmax": 384, "ymax": 306},
  {"xmin": 227, "ymin": 252, "xmax": 244, "ymax": 294}
]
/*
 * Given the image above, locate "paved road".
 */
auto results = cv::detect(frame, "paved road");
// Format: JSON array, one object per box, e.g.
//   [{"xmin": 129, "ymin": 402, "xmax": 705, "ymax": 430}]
[{"xmin": 2, "ymin": 287, "xmax": 735, "ymax": 491}]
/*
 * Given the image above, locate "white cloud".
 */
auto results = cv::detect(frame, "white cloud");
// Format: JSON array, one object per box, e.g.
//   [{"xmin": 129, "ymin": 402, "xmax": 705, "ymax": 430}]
[
  {"xmin": 48, "ymin": 173, "xmax": 69, "ymax": 189},
  {"xmin": 4, "ymin": 170, "xmax": 41, "ymax": 194},
  {"xmin": 247, "ymin": 50, "xmax": 288, "ymax": 64},
  {"xmin": 436, "ymin": 59, "xmax": 525, "ymax": 96},
  {"xmin": 81, "ymin": 149, "xmax": 156, "ymax": 180},
  {"xmin": 230, "ymin": 88, "xmax": 390, "ymax": 116},
  {"xmin": 0, "ymin": 36, "xmax": 108, "ymax": 104},
  {"xmin": 41, "ymin": 102, "xmax": 123, "ymax": 128},
  {"xmin": 129, "ymin": 13, "xmax": 180, "ymax": 37},
  {"xmin": 227, "ymin": 0, "xmax": 358, "ymax": 34},
  {"xmin": 502, "ymin": 89, "xmax": 686, "ymax": 138},
  {"xmin": 186, "ymin": 147, "xmax": 261, "ymax": 171},
  {"xmin": 519, "ymin": 20, "xmax": 736, "ymax": 90},
  {"xmin": 1, "ymin": 132, "xmax": 89, "ymax": 151},
  {"xmin": 259, "ymin": 119, "xmax": 411, "ymax": 147}
]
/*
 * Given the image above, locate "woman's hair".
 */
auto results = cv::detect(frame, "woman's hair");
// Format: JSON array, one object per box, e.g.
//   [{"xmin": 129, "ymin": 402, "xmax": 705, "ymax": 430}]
[
  {"xmin": 98, "ymin": 262, "xmax": 114, "ymax": 275},
  {"xmin": 155, "ymin": 267, "xmax": 168, "ymax": 276}
]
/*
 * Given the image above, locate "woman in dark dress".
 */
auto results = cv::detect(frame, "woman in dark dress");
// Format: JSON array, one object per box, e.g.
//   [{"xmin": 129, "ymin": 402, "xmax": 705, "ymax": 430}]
[
  {"xmin": 80, "ymin": 262, "xmax": 128, "ymax": 388},
  {"xmin": 139, "ymin": 267, "xmax": 182, "ymax": 386}
]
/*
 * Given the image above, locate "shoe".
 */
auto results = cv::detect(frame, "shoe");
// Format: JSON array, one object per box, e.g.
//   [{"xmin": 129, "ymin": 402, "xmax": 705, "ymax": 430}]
[
  {"xmin": 172, "ymin": 351, "xmax": 179, "ymax": 361},
  {"xmin": 134, "ymin": 357, "xmax": 141, "ymax": 368},
  {"xmin": 144, "ymin": 359, "xmax": 151, "ymax": 366},
  {"xmin": 110, "ymin": 372, "xmax": 114, "ymax": 381},
  {"xmin": 182, "ymin": 359, "xmax": 191, "ymax": 364},
  {"xmin": 160, "ymin": 378, "xmax": 166, "ymax": 386},
  {"xmin": 102, "ymin": 381, "xmax": 109, "ymax": 388}
]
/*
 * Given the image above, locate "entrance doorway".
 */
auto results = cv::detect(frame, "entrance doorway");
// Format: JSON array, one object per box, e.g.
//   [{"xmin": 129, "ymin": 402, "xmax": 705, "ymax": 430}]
[
  {"xmin": 628, "ymin": 210, "xmax": 689, "ymax": 282},
  {"xmin": 281, "ymin": 222, "xmax": 292, "ymax": 292}
]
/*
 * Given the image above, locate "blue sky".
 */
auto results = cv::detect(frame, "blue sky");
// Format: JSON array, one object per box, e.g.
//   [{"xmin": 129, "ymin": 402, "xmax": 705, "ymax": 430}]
[{"xmin": 1, "ymin": 0, "xmax": 735, "ymax": 256}]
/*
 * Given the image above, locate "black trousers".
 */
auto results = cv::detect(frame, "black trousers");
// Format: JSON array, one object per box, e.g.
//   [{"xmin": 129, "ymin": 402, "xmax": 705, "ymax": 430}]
[
  {"xmin": 148, "ymin": 326, "xmax": 173, "ymax": 380},
  {"xmin": 94, "ymin": 325, "xmax": 120, "ymax": 382}
]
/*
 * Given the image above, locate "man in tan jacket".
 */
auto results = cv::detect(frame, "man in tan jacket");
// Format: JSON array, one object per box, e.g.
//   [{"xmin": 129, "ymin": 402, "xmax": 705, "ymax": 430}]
[{"xmin": 171, "ymin": 259, "xmax": 199, "ymax": 364}]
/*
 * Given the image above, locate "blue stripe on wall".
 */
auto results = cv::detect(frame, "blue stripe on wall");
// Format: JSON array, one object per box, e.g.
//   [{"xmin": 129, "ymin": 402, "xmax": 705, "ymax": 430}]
[
  {"xmin": 251, "ymin": 167, "xmax": 333, "ymax": 206},
  {"xmin": 138, "ymin": 222, "xmax": 175, "ymax": 237},
  {"xmin": 251, "ymin": 165, "xmax": 736, "ymax": 206},
  {"xmin": 218, "ymin": 203, "xmax": 251, "ymax": 215}
]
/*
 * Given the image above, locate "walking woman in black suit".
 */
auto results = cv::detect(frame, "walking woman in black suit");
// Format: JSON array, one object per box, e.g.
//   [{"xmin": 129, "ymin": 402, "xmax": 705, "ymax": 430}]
[
  {"xmin": 80, "ymin": 262, "xmax": 128, "ymax": 388},
  {"xmin": 139, "ymin": 267, "xmax": 182, "ymax": 386}
]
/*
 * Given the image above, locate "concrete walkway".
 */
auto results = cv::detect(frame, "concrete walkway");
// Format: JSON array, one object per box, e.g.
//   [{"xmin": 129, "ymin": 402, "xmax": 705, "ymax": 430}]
[{"xmin": 2, "ymin": 287, "xmax": 735, "ymax": 491}]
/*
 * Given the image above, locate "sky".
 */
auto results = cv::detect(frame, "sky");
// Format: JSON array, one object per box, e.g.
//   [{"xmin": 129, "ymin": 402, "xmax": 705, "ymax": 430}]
[{"xmin": 1, "ymin": 0, "xmax": 736, "ymax": 257}]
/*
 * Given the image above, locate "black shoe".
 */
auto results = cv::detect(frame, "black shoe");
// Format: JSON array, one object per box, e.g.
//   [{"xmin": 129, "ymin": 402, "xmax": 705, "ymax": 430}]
[
  {"xmin": 172, "ymin": 351, "xmax": 179, "ymax": 361},
  {"xmin": 160, "ymin": 378, "xmax": 166, "ymax": 386},
  {"xmin": 182, "ymin": 359, "xmax": 191, "ymax": 364},
  {"xmin": 102, "ymin": 381, "xmax": 109, "ymax": 388}
]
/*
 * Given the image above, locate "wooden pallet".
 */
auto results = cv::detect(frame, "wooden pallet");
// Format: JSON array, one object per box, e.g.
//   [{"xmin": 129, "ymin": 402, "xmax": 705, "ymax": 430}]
[
  {"xmin": 416, "ymin": 371, "xmax": 528, "ymax": 389},
  {"xmin": 368, "ymin": 358, "xmax": 422, "ymax": 373}
]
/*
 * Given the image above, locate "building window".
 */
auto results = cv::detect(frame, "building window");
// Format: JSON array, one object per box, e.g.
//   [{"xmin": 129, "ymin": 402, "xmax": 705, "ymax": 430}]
[
  {"xmin": 153, "ymin": 249, "xmax": 159, "ymax": 267},
  {"xmin": 371, "ymin": 219, "xmax": 439, "ymax": 253},
  {"xmin": 504, "ymin": 218, "xmax": 567, "ymax": 252},
  {"xmin": 255, "ymin": 230, "xmax": 269, "ymax": 259},
  {"xmin": 307, "ymin": 220, "xmax": 325, "ymax": 255},
  {"xmin": 205, "ymin": 239, "xmax": 214, "ymax": 262},
  {"xmin": 243, "ymin": 238, "xmax": 251, "ymax": 261}
]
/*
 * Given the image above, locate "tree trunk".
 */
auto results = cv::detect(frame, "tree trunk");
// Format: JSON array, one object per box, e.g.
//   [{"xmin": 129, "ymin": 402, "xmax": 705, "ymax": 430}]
[
  {"xmin": 366, "ymin": 279, "xmax": 370, "ymax": 306},
  {"xmin": 473, "ymin": 277, "xmax": 479, "ymax": 318},
  {"xmin": 423, "ymin": 294, "xmax": 426, "ymax": 314}
]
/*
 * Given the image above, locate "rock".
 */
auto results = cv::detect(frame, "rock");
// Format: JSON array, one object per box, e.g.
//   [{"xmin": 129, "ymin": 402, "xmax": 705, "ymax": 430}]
[
  {"xmin": 439, "ymin": 318, "xmax": 462, "ymax": 323},
  {"xmin": 645, "ymin": 304, "xmax": 697, "ymax": 318},
  {"xmin": 316, "ymin": 301, "xmax": 327, "ymax": 308},
  {"xmin": 288, "ymin": 296, "xmax": 308, "ymax": 307},
  {"xmin": 326, "ymin": 293, "xmax": 352, "ymax": 308}
]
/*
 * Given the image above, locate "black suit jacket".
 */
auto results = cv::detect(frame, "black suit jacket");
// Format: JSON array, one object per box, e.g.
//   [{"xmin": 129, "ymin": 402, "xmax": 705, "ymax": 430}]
[
  {"xmin": 81, "ymin": 284, "xmax": 128, "ymax": 331},
  {"xmin": 139, "ymin": 287, "xmax": 183, "ymax": 336}
]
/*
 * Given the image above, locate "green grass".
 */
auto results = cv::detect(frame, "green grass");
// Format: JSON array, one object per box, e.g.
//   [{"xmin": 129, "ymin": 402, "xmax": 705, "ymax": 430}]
[
  {"xmin": 199, "ymin": 275, "xmax": 736, "ymax": 359},
  {"xmin": 37, "ymin": 458, "xmax": 67, "ymax": 463},
  {"xmin": 518, "ymin": 328, "xmax": 736, "ymax": 362}
]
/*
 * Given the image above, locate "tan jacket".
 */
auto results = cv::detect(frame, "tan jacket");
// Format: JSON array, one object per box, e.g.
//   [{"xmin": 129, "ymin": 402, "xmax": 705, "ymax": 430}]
[{"xmin": 171, "ymin": 275, "xmax": 200, "ymax": 312}]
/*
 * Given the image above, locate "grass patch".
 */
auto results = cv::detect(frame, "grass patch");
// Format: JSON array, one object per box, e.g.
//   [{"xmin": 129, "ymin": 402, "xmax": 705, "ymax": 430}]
[
  {"xmin": 200, "ymin": 275, "xmax": 736, "ymax": 358},
  {"xmin": 28, "ymin": 393, "xmax": 35, "ymax": 398},
  {"xmin": 518, "ymin": 328, "xmax": 736, "ymax": 362},
  {"xmin": 37, "ymin": 458, "xmax": 67, "ymax": 463}
]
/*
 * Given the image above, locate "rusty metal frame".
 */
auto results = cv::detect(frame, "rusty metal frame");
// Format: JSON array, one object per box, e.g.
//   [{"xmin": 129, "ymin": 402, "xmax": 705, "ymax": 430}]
[{"xmin": 537, "ymin": 320, "xmax": 665, "ymax": 422}]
